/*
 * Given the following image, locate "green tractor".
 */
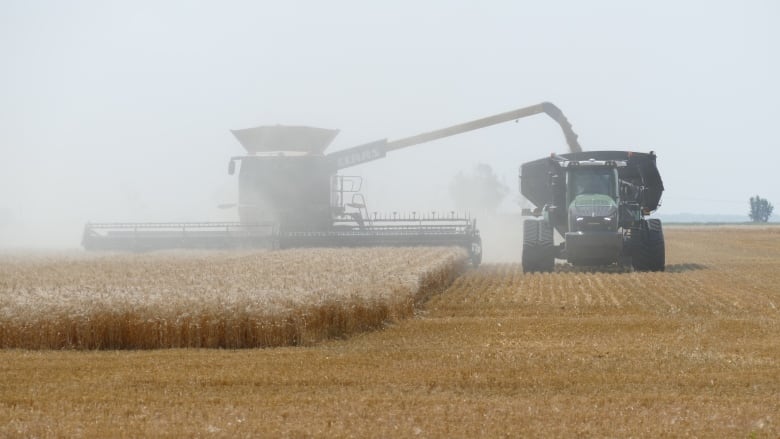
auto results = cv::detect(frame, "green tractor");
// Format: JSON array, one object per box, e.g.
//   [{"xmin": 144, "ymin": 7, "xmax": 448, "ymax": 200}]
[{"xmin": 520, "ymin": 151, "xmax": 665, "ymax": 272}]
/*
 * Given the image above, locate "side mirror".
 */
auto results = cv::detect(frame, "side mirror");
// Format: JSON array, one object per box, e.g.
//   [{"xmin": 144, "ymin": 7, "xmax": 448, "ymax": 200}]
[{"xmin": 228, "ymin": 160, "xmax": 236, "ymax": 175}]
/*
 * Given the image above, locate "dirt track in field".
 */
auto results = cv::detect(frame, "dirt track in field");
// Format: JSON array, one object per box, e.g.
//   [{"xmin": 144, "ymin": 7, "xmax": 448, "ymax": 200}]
[{"xmin": 1, "ymin": 227, "xmax": 779, "ymax": 437}]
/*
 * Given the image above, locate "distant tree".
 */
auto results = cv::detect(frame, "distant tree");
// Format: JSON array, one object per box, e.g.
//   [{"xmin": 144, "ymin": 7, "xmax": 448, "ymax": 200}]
[
  {"xmin": 449, "ymin": 163, "xmax": 509, "ymax": 213},
  {"xmin": 749, "ymin": 195, "xmax": 774, "ymax": 223}
]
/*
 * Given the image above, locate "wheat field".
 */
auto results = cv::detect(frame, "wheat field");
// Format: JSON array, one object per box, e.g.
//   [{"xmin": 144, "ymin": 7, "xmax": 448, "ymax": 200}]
[
  {"xmin": 1, "ymin": 226, "xmax": 779, "ymax": 437},
  {"xmin": 0, "ymin": 247, "xmax": 467, "ymax": 349}
]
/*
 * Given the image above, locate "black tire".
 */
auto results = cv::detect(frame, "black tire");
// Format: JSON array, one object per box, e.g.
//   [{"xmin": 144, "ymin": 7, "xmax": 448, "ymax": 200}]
[
  {"xmin": 522, "ymin": 219, "xmax": 540, "ymax": 272},
  {"xmin": 632, "ymin": 218, "xmax": 665, "ymax": 272},
  {"xmin": 522, "ymin": 219, "xmax": 555, "ymax": 273}
]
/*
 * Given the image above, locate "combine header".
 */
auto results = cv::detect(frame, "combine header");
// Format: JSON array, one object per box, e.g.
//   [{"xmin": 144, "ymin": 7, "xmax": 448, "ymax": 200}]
[{"xmin": 83, "ymin": 102, "xmax": 583, "ymax": 266}]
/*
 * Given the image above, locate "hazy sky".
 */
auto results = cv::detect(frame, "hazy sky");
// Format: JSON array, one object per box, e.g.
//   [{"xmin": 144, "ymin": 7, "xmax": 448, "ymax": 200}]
[{"xmin": 1, "ymin": 1, "xmax": 778, "ymax": 246}]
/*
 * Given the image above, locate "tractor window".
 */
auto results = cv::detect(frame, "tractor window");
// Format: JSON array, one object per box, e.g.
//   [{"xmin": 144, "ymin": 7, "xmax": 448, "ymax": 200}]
[{"xmin": 569, "ymin": 169, "xmax": 617, "ymax": 198}]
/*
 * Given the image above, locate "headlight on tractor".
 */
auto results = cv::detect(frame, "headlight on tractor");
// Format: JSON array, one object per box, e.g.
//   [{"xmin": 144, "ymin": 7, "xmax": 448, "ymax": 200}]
[{"xmin": 573, "ymin": 212, "xmax": 617, "ymax": 231}]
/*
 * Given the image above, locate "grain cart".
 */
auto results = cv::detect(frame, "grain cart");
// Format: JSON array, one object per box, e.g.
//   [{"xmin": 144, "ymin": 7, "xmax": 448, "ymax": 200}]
[
  {"xmin": 519, "ymin": 151, "xmax": 665, "ymax": 272},
  {"xmin": 83, "ymin": 102, "xmax": 582, "ymax": 266}
]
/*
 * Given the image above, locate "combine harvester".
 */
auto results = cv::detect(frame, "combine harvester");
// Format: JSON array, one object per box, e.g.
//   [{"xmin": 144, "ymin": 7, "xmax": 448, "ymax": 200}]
[{"xmin": 83, "ymin": 102, "xmax": 583, "ymax": 266}]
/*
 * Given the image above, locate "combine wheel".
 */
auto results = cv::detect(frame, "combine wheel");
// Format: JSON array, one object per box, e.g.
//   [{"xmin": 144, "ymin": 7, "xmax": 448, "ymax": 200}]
[
  {"xmin": 470, "ymin": 234, "xmax": 483, "ymax": 267},
  {"xmin": 618, "ymin": 254, "xmax": 633, "ymax": 271},
  {"xmin": 632, "ymin": 218, "xmax": 665, "ymax": 272},
  {"xmin": 522, "ymin": 219, "xmax": 555, "ymax": 273}
]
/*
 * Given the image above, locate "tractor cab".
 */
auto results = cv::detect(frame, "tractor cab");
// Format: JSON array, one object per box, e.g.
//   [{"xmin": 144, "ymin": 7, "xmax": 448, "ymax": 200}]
[{"xmin": 565, "ymin": 161, "xmax": 620, "ymax": 233}]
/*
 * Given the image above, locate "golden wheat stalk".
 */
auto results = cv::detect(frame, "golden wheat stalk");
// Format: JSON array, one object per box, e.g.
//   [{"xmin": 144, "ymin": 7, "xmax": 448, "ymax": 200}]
[{"xmin": 0, "ymin": 247, "xmax": 467, "ymax": 349}]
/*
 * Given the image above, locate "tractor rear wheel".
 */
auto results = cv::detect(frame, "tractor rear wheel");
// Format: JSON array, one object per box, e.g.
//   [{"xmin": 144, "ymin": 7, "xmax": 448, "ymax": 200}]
[
  {"xmin": 632, "ymin": 218, "xmax": 665, "ymax": 271},
  {"xmin": 522, "ymin": 219, "xmax": 555, "ymax": 273}
]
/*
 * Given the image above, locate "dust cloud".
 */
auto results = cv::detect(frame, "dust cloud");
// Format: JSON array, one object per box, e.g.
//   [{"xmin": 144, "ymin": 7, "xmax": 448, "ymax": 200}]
[{"xmin": 476, "ymin": 214, "xmax": 525, "ymax": 263}]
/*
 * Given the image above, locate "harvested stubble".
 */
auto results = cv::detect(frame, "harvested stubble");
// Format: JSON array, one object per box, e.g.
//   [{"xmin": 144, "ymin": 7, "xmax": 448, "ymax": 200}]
[{"xmin": 0, "ymin": 247, "xmax": 467, "ymax": 349}]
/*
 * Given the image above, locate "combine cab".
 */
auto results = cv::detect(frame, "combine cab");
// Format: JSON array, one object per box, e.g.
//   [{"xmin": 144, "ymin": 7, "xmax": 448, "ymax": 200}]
[{"xmin": 520, "ymin": 151, "xmax": 665, "ymax": 272}]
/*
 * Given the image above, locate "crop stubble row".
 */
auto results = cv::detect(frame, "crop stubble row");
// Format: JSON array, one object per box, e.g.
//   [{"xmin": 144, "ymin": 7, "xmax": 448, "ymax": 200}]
[{"xmin": 434, "ymin": 227, "xmax": 780, "ymax": 319}]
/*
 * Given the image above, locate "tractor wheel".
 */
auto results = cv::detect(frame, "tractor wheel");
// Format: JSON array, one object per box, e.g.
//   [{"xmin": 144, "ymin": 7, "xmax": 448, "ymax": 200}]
[
  {"xmin": 522, "ymin": 219, "xmax": 555, "ymax": 273},
  {"xmin": 632, "ymin": 218, "xmax": 665, "ymax": 272},
  {"xmin": 522, "ymin": 219, "xmax": 541, "ymax": 272}
]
